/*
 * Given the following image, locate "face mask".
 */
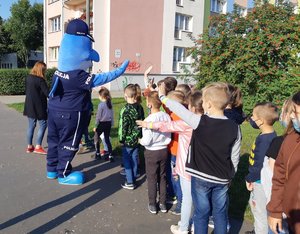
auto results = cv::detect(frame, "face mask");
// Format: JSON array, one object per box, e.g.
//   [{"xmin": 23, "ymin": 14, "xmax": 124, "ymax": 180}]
[
  {"xmin": 280, "ymin": 120, "xmax": 288, "ymax": 128},
  {"xmin": 292, "ymin": 118, "xmax": 300, "ymax": 133},
  {"xmin": 249, "ymin": 118, "xmax": 259, "ymax": 129}
]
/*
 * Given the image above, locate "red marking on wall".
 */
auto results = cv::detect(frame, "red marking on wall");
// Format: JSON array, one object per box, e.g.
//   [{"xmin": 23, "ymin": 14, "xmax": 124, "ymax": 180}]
[{"xmin": 112, "ymin": 61, "xmax": 141, "ymax": 72}]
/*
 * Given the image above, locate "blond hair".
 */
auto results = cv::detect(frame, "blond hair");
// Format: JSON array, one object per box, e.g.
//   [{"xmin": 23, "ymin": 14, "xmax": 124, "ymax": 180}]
[
  {"xmin": 167, "ymin": 90, "xmax": 185, "ymax": 104},
  {"xmin": 281, "ymin": 98, "xmax": 294, "ymax": 135},
  {"xmin": 189, "ymin": 90, "xmax": 204, "ymax": 114},
  {"xmin": 254, "ymin": 102, "xmax": 279, "ymax": 126},
  {"xmin": 30, "ymin": 61, "xmax": 46, "ymax": 79},
  {"xmin": 147, "ymin": 91, "xmax": 162, "ymax": 109},
  {"xmin": 202, "ymin": 82, "xmax": 230, "ymax": 110},
  {"xmin": 124, "ymin": 84, "xmax": 137, "ymax": 98}
]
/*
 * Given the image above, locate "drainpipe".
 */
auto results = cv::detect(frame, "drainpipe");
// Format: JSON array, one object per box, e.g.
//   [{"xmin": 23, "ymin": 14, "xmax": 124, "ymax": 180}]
[
  {"xmin": 86, "ymin": 0, "xmax": 90, "ymax": 27},
  {"xmin": 43, "ymin": 0, "xmax": 47, "ymax": 64}
]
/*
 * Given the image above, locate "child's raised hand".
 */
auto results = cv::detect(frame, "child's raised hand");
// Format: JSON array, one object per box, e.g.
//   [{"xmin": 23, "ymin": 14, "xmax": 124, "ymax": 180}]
[
  {"xmin": 136, "ymin": 120, "xmax": 147, "ymax": 128},
  {"xmin": 93, "ymin": 128, "xmax": 96, "ymax": 132},
  {"xmin": 144, "ymin": 65, "xmax": 153, "ymax": 76},
  {"xmin": 158, "ymin": 82, "xmax": 166, "ymax": 97}
]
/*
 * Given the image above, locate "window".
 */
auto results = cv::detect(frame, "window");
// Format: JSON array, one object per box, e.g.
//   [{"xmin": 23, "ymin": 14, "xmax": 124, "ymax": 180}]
[
  {"xmin": 175, "ymin": 13, "xmax": 192, "ymax": 32},
  {"xmin": 176, "ymin": 0, "xmax": 183, "ymax": 6},
  {"xmin": 173, "ymin": 47, "xmax": 190, "ymax": 72},
  {"xmin": 49, "ymin": 47, "xmax": 59, "ymax": 61},
  {"xmin": 49, "ymin": 16, "xmax": 61, "ymax": 32},
  {"xmin": 211, "ymin": 0, "xmax": 224, "ymax": 13}
]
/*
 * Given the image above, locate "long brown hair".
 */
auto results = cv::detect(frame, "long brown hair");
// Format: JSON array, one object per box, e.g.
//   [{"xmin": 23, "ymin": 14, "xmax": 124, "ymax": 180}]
[{"xmin": 30, "ymin": 61, "xmax": 47, "ymax": 79}]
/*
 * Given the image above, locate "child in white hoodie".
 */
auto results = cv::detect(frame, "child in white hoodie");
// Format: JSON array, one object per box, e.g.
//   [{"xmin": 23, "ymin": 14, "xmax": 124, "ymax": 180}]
[{"xmin": 139, "ymin": 91, "xmax": 171, "ymax": 214}]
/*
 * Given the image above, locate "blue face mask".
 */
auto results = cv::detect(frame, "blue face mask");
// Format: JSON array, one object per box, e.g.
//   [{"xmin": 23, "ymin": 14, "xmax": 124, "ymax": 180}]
[
  {"xmin": 280, "ymin": 120, "xmax": 288, "ymax": 128},
  {"xmin": 292, "ymin": 119, "xmax": 300, "ymax": 133},
  {"xmin": 249, "ymin": 118, "xmax": 259, "ymax": 129}
]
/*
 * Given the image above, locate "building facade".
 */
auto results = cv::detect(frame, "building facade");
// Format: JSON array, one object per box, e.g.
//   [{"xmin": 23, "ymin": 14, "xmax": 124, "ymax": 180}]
[{"xmin": 44, "ymin": 0, "xmax": 253, "ymax": 91}]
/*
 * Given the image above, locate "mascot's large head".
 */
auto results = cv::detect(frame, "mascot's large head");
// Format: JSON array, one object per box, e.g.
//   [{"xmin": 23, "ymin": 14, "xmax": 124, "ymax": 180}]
[{"xmin": 58, "ymin": 19, "xmax": 99, "ymax": 72}]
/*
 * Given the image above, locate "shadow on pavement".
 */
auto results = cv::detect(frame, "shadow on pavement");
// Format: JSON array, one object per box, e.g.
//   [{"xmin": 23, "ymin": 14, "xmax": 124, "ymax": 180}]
[{"xmin": 0, "ymin": 161, "xmax": 121, "ymax": 233}]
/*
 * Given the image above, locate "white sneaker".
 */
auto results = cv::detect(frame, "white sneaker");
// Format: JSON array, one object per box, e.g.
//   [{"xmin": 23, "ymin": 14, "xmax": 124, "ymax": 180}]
[
  {"xmin": 170, "ymin": 225, "xmax": 189, "ymax": 234},
  {"xmin": 208, "ymin": 216, "xmax": 214, "ymax": 228}
]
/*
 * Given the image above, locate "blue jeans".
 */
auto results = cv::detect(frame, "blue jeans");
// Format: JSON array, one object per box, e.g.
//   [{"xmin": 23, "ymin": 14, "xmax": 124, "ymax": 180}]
[
  {"xmin": 122, "ymin": 146, "xmax": 138, "ymax": 184},
  {"xmin": 179, "ymin": 176, "xmax": 193, "ymax": 231},
  {"xmin": 191, "ymin": 177, "xmax": 229, "ymax": 234},
  {"xmin": 27, "ymin": 118, "xmax": 47, "ymax": 146}
]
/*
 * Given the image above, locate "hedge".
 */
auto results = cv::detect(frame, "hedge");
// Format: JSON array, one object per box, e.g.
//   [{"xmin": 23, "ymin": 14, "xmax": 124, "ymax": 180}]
[{"xmin": 0, "ymin": 68, "xmax": 56, "ymax": 95}]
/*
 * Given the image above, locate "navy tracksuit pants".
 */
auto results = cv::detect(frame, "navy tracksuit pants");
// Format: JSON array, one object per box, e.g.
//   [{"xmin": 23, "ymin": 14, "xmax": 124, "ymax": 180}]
[{"xmin": 47, "ymin": 110, "xmax": 89, "ymax": 178}]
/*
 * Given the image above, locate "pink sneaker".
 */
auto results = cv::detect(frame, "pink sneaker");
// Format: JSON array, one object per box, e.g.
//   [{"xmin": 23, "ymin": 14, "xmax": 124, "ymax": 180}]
[{"xmin": 33, "ymin": 147, "xmax": 47, "ymax": 155}]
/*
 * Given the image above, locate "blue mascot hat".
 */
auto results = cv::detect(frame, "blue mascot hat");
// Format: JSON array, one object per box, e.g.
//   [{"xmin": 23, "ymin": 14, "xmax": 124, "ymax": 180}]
[{"xmin": 66, "ymin": 18, "xmax": 94, "ymax": 42}]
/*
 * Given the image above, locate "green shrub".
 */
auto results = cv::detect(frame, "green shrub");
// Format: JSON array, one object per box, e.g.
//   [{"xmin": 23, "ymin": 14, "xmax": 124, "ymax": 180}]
[{"xmin": 0, "ymin": 68, "xmax": 56, "ymax": 95}]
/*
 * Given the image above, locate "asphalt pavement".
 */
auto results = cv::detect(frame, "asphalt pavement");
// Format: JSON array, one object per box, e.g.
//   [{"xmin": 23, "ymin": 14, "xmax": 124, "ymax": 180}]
[{"xmin": 0, "ymin": 96, "xmax": 253, "ymax": 234}]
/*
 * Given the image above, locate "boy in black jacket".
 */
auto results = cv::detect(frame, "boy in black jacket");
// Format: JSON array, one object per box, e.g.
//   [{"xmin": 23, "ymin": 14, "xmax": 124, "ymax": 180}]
[{"xmin": 159, "ymin": 82, "xmax": 241, "ymax": 234}]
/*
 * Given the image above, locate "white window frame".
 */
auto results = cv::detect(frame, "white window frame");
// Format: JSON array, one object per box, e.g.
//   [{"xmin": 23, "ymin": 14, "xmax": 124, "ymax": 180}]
[
  {"xmin": 211, "ymin": 0, "xmax": 224, "ymax": 13},
  {"xmin": 176, "ymin": 0, "xmax": 183, "ymax": 6},
  {"xmin": 49, "ymin": 47, "xmax": 59, "ymax": 61},
  {"xmin": 173, "ymin": 47, "xmax": 191, "ymax": 72},
  {"xmin": 49, "ymin": 16, "xmax": 61, "ymax": 33},
  {"xmin": 175, "ymin": 13, "xmax": 193, "ymax": 33}
]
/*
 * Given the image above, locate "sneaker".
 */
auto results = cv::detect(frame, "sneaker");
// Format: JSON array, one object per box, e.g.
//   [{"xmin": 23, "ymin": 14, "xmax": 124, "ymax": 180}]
[
  {"xmin": 208, "ymin": 216, "xmax": 214, "ymax": 229},
  {"xmin": 33, "ymin": 147, "xmax": 47, "ymax": 155},
  {"xmin": 159, "ymin": 203, "xmax": 167, "ymax": 213},
  {"xmin": 120, "ymin": 169, "xmax": 126, "ymax": 176},
  {"xmin": 26, "ymin": 146, "xmax": 34, "ymax": 153},
  {"xmin": 166, "ymin": 196, "xmax": 177, "ymax": 205},
  {"xmin": 170, "ymin": 225, "xmax": 189, "ymax": 234},
  {"xmin": 136, "ymin": 173, "xmax": 141, "ymax": 178},
  {"xmin": 109, "ymin": 155, "xmax": 114, "ymax": 162},
  {"xmin": 148, "ymin": 204, "xmax": 157, "ymax": 214},
  {"xmin": 227, "ymin": 222, "xmax": 231, "ymax": 232},
  {"xmin": 94, "ymin": 153, "xmax": 101, "ymax": 160},
  {"xmin": 100, "ymin": 149, "xmax": 109, "ymax": 156},
  {"xmin": 121, "ymin": 182, "xmax": 135, "ymax": 190},
  {"xmin": 171, "ymin": 206, "xmax": 181, "ymax": 216}
]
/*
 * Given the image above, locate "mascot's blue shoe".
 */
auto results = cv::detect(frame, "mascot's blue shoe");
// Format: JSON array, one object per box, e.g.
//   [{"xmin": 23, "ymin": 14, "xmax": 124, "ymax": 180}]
[
  {"xmin": 47, "ymin": 171, "xmax": 58, "ymax": 179},
  {"xmin": 58, "ymin": 171, "xmax": 84, "ymax": 185}
]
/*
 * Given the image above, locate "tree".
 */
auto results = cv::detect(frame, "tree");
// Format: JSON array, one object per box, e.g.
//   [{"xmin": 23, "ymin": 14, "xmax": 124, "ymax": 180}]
[
  {"xmin": 188, "ymin": 1, "xmax": 300, "ymax": 113},
  {"xmin": 4, "ymin": 0, "xmax": 43, "ymax": 68},
  {"xmin": 0, "ymin": 17, "xmax": 13, "ymax": 58}
]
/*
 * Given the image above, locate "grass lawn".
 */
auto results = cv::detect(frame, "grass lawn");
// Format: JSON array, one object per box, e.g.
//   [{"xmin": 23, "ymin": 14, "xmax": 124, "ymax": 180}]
[{"xmin": 8, "ymin": 99, "xmax": 284, "ymax": 222}]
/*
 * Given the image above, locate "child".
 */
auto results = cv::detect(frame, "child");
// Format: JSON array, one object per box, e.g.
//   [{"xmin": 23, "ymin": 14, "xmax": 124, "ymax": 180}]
[
  {"xmin": 139, "ymin": 91, "xmax": 171, "ymax": 214},
  {"xmin": 260, "ymin": 99, "xmax": 293, "ymax": 234},
  {"xmin": 209, "ymin": 83, "xmax": 245, "ymax": 231},
  {"xmin": 118, "ymin": 84, "xmax": 142, "ymax": 189},
  {"xmin": 137, "ymin": 90, "xmax": 202, "ymax": 233},
  {"xmin": 245, "ymin": 102, "xmax": 278, "ymax": 234},
  {"xmin": 158, "ymin": 82, "xmax": 241, "ymax": 234},
  {"xmin": 267, "ymin": 91, "xmax": 300, "ymax": 234},
  {"xmin": 93, "ymin": 87, "xmax": 114, "ymax": 162}
]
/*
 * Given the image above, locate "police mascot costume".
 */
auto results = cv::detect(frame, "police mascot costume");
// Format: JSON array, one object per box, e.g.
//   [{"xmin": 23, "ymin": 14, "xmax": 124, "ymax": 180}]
[{"xmin": 47, "ymin": 19, "xmax": 129, "ymax": 185}]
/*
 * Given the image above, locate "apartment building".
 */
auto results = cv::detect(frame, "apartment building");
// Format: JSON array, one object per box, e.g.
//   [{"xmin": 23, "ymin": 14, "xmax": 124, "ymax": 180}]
[{"xmin": 44, "ymin": 0, "xmax": 253, "ymax": 90}]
